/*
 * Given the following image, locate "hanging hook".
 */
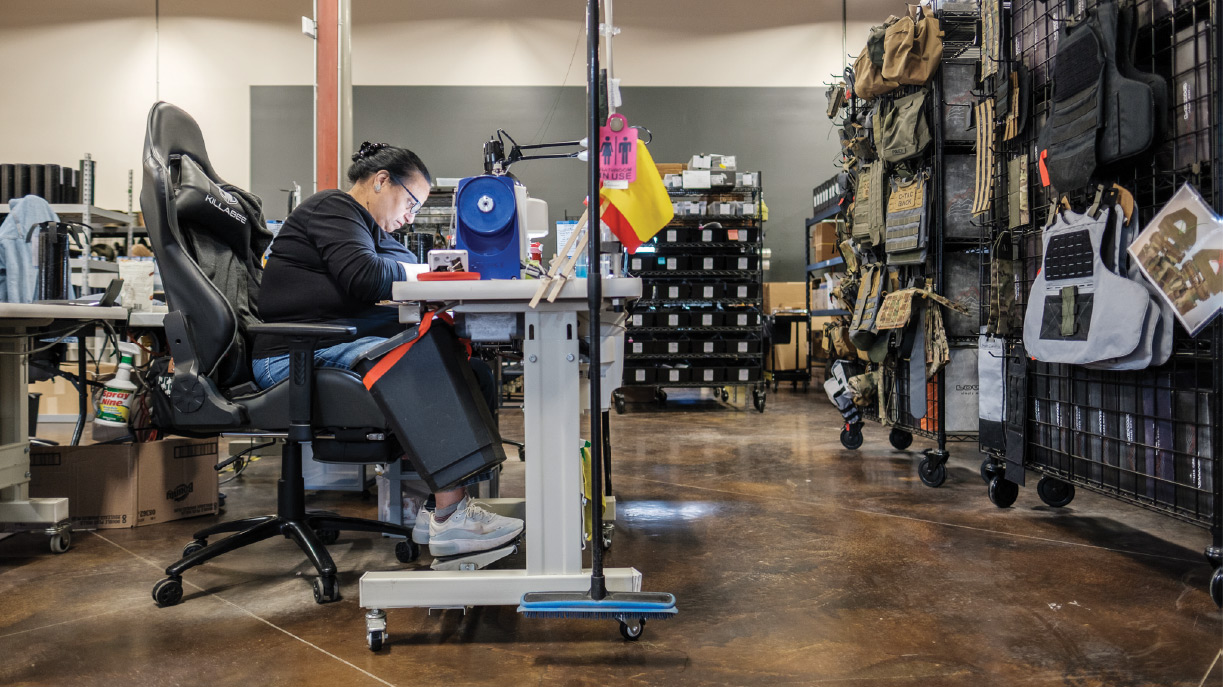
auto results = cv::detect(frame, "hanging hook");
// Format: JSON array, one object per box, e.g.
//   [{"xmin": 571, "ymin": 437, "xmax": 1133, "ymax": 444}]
[{"xmin": 630, "ymin": 126, "xmax": 653, "ymax": 144}]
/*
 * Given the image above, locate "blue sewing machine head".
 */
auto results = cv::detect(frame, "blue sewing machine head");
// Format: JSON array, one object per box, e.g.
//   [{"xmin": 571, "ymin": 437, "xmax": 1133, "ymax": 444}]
[{"xmin": 455, "ymin": 175, "xmax": 531, "ymax": 279}]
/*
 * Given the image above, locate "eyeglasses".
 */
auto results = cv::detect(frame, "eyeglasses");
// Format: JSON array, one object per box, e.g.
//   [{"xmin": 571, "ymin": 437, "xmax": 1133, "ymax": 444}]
[{"xmin": 391, "ymin": 175, "xmax": 424, "ymax": 215}]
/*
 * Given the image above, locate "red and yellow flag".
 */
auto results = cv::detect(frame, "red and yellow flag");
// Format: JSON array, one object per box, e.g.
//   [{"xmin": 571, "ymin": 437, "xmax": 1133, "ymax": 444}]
[{"xmin": 600, "ymin": 142, "xmax": 674, "ymax": 253}]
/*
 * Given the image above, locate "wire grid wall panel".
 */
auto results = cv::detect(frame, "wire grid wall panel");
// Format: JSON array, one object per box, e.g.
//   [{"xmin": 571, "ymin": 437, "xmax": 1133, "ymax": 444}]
[{"xmin": 1000, "ymin": 0, "xmax": 1220, "ymax": 528}]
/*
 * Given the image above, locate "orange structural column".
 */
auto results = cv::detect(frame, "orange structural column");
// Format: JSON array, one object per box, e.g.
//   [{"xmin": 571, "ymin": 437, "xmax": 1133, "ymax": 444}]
[{"xmin": 315, "ymin": 0, "xmax": 339, "ymax": 191}]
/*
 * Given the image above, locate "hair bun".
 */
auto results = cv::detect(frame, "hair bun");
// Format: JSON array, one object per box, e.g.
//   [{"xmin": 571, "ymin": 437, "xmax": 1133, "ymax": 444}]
[{"xmin": 352, "ymin": 141, "xmax": 390, "ymax": 162}]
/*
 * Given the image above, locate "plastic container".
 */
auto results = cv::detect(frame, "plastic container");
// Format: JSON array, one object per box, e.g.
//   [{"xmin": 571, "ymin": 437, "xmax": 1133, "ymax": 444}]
[{"xmin": 95, "ymin": 343, "xmax": 140, "ymax": 428}]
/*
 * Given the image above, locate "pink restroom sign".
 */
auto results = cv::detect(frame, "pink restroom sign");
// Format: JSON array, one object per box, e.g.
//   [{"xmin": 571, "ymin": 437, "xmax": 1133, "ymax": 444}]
[{"xmin": 598, "ymin": 113, "xmax": 638, "ymax": 183}]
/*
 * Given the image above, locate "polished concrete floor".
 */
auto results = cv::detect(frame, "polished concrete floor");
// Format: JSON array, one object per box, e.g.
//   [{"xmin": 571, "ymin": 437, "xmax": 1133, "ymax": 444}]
[{"xmin": 1, "ymin": 388, "xmax": 1220, "ymax": 686}]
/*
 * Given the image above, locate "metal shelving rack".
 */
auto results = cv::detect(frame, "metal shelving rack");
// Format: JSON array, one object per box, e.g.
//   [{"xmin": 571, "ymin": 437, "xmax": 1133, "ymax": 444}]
[
  {"xmin": 837, "ymin": 9, "xmax": 983, "ymax": 485},
  {"xmin": 617, "ymin": 175, "xmax": 768, "ymax": 412},
  {"xmin": 981, "ymin": 0, "xmax": 1222, "ymax": 606},
  {"xmin": 805, "ymin": 174, "xmax": 851, "ymax": 381}
]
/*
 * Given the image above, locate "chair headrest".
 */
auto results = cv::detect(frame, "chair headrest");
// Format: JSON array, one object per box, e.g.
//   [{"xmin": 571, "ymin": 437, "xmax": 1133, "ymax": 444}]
[
  {"xmin": 145, "ymin": 101, "xmax": 225, "ymax": 185},
  {"xmin": 175, "ymin": 155, "xmax": 251, "ymax": 231}
]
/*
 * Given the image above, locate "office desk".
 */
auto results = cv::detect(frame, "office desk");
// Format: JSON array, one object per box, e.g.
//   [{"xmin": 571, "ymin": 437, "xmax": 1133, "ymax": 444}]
[
  {"xmin": 0, "ymin": 303, "xmax": 127, "ymax": 549},
  {"xmin": 360, "ymin": 277, "xmax": 641, "ymax": 612}
]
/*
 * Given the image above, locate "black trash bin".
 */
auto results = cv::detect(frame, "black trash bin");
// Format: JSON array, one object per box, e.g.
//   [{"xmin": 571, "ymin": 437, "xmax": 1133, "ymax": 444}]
[{"xmin": 358, "ymin": 314, "xmax": 506, "ymax": 492}]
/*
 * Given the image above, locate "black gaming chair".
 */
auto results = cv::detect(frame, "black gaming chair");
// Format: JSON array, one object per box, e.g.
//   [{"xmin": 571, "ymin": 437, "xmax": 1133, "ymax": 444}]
[{"xmin": 140, "ymin": 101, "xmax": 417, "ymax": 607}]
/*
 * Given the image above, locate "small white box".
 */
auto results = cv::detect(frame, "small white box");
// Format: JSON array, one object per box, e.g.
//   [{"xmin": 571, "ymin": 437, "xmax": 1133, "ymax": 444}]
[
  {"xmin": 428, "ymin": 249, "xmax": 469, "ymax": 272},
  {"xmin": 683, "ymin": 170, "xmax": 712, "ymax": 189}
]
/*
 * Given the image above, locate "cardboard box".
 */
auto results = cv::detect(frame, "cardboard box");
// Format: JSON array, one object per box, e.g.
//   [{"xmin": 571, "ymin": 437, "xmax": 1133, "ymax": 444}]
[
  {"xmin": 29, "ymin": 438, "xmax": 219, "ymax": 529},
  {"xmin": 810, "ymin": 221, "xmax": 840, "ymax": 263},
  {"xmin": 764, "ymin": 281, "xmax": 808, "ymax": 313},
  {"xmin": 655, "ymin": 163, "xmax": 688, "ymax": 176}
]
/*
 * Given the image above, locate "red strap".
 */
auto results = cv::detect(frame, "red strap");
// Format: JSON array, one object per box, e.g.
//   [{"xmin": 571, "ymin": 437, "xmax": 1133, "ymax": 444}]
[
  {"xmin": 1038, "ymin": 149, "xmax": 1051, "ymax": 188},
  {"xmin": 361, "ymin": 310, "xmax": 470, "ymax": 390}
]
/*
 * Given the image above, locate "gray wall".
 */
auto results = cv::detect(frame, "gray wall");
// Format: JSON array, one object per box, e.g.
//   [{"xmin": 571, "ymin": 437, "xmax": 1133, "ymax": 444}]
[{"xmin": 251, "ymin": 85, "xmax": 839, "ymax": 282}]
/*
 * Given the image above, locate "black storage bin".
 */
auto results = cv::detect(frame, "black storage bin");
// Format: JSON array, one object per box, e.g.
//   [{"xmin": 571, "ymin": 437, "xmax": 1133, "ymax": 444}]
[
  {"xmin": 660, "ymin": 340, "xmax": 690, "ymax": 355},
  {"xmin": 727, "ymin": 255, "xmax": 758, "ymax": 271},
  {"xmin": 658, "ymin": 311, "xmax": 688, "ymax": 328},
  {"xmin": 727, "ymin": 339, "xmax": 762, "ymax": 355},
  {"xmin": 727, "ymin": 227, "xmax": 757, "ymax": 243},
  {"xmin": 659, "ymin": 255, "xmax": 689, "ymax": 271},
  {"xmin": 727, "ymin": 311, "xmax": 761, "ymax": 327},
  {"xmin": 691, "ymin": 339, "xmax": 725, "ymax": 354},
  {"xmin": 692, "ymin": 255, "xmax": 722, "ymax": 271},
  {"xmin": 628, "ymin": 311, "xmax": 655, "ymax": 328},
  {"xmin": 726, "ymin": 283, "xmax": 759, "ymax": 299},
  {"xmin": 691, "ymin": 311, "xmax": 723, "ymax": 327},
  {"xmin": 693, "ymin": 366, "xmax": 726, "ymax": 384},
  {"xmin": 626, "ymin": 338, "xmax": 651, "ymax": 355},
  {"xmin": 658, "ymin": 367, "xmax": 690, "ymax": 384},
  {"xmin": 693, "ymin": 225, "xmax": 721, "ymax": 243},
  {"xmin": 659, "ymin": 226, "xmax": 689, "ymax": 243},
  {"xmin": 658, "ymin": 283, "xmax": 690, "ymax": 300},
  {"xmin": 728, "ymin": 367, "xmax": 762, "ymax": 383},
  {"xmin": 691, "ymin": 283, "xmax": 724, "ymax": 300},
  {"xmin": 628, "ymin": 254, "xmax": 656, "ymax": 272},
  {"xmin": 358, "ymin": 318, "xmax": 506, "ymax": 492},
  {"xmin": 626, "ymin": 367, "xmax": 657, "ymax": 384}
]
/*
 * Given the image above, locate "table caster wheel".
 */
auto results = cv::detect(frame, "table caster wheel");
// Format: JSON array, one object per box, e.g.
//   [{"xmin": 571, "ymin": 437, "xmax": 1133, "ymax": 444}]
[
  {"xmin": 368, "ymin": 630, "xmax": 385, "ymax": 651},
  {"xmin": 152, "ymin": 577, "xmax": 184, "ymax": 607},
  {"xmin": 313, "ymin": 576, "xmax": 340, "ymax": 604},
  {"xmin": 1210, "ymin": 567, "xmax": 1222, "ymax": 608},
  {"xmin": 918, "ymin": 457, "xmax": 947, "ymax": 488},
  {"xmin": 395, "ymin": 539, "xmax": 420, "ymax": 563},
  {"xmin": 720, "ymin": 388, "xmax": 729, "ymax": 402},
  {"xmin": 619, "ymin": 618, "xmax": 645, "ymax": 641},
  {"xmin": 988, "ymin": 475, "xmax": 1019, "ymax": 508},
  {"xmin": 980, "ymin": 458, "xmax": 999, "ymax": 484},
  {"xmin": 1037, "ymin": 476, "xmax": 1075, "ymax": 507},
  {"xmin": 752, "ymin": 389, "xmax": 766, "ymax": 413},
  {"xmin": 182, "ymin": 539, "xmax": 207, "ymax": 558},
  {"xmin": 614, "ymin": 392, "xmax": 627, "ymax": 415},
  {"xmin": 49, "ymin": 529, "xmax": 71, "ymax": 554}
]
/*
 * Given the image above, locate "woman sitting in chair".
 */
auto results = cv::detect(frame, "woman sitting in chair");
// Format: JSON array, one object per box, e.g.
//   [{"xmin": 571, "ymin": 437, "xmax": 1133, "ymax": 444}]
[{"xmin": 251, "ymin": 141, "xmax": 523, "ymax": 559}]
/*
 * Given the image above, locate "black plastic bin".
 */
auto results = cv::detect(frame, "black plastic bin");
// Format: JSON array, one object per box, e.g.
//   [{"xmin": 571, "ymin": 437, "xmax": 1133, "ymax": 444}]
[{"xmin": 357, "ymin": 317, "xmax": 506, "ymax": 492}]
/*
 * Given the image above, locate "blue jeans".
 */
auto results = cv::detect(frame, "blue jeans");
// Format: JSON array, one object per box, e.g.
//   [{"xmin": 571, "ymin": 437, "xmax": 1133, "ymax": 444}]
[{"xmin": 252, "ymin": 337, "xmax": 499, "ymax": 489}]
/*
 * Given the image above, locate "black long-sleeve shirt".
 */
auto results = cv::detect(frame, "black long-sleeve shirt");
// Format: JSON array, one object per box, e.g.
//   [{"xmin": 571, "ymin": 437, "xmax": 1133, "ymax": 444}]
[{"xmin": 252, "ymin": 189, "xmax": 417, "ymax": 358}]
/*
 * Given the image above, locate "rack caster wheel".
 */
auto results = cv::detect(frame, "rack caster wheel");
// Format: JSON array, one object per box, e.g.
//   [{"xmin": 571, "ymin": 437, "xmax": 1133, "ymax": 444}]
[
  {"xmin": 721, "ymin": 388, "xmax": 730, "ymax": 402},
  {"xmin": 367, "ymin": 629, "xmax": 385, "ymax": 651},
  {"xmin": 1036, "ymin": 476, "xmax": 1075, "ymax": 508},
  {"xmin": 752, "ymin": 389, "xmax": 766, "ymax": 413},
  {"xmin": 315, "ymin": 529, "xmax": 340, "ymax": 545},
  {"xmin": 313, "ymin": 576, "xmax": 340, "ymax": 604},
  {"xmin": 1211, "ymin": 567, "xmax": 1222, "ymax": 608},
  {"xmin": 614, "ymin": 392, "xmax": 626, "ymax": 415},
  {"xmin": 889, "ymin": 428, "xmax": 913, "ymax": 451},
  {"xmin": 49, "ymin": 529, "xmax": 71, "ymax": 554},
  {"xmin": 152, "ymin": 577, "xmax": 184, "ymax": 607},
  {"xmin": 840, "ymin": 427, "xmax": 863, "ymax": 450},
  {"xmin": 394, "ymin": 539, "xmax": 420, "ymax": 563},
  {"xmin": 917, "ymin": 457, "xmax": 947, "ymax": 488},
  {"xmin": 988, "ymin": 475, "xmax": 1019, "ymax": 508},
  {"xmin": 619, "ymin": 618, "xmax": 645, "ymax": 641},
  {"xmin": 182, "ymin": 539, "xmax": 207, "ymax": 558},
  {"xmin": 980, "ymin": 459, "xmax": 1000, "ymax": 484}
]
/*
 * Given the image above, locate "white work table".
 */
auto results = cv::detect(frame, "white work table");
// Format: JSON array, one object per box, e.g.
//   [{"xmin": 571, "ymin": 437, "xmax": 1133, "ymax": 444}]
[
  {"xmin": 360, "ymin": 276, "xmax": 641, "ymax": 610},
  {"xmin": 0, "ymin": 303, "xmax": 127, "ymax": 549}
]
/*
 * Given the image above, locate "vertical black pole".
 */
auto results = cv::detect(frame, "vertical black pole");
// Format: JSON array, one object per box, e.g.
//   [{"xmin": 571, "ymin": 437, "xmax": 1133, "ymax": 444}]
[
  {"xmin": 1210, "ymin": 0, "xmax": 1222, "ymax": 562},
  {"xmin": 586, "ymin": 0, "xmax": 607, "ymax": 601}
]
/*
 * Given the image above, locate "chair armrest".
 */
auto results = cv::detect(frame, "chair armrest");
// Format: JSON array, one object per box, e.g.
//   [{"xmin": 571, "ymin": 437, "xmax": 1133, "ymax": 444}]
[{"xmin": 248, "ymin": 323, "xmax": 358, "ymax": 339}]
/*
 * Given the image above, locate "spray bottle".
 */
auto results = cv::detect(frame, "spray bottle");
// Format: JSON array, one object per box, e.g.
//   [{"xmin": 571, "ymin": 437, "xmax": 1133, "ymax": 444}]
[{"xmin": 95, "ymin": 342, "xmax": 140, "ymax": 428}]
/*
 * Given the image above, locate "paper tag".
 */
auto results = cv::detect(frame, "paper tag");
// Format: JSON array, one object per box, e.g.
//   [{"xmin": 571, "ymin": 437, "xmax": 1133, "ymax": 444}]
[
  {"xmin": 703, "ymin": 370, "xmax": 715, "ymax": 381},
  {"xmin": 702, "ymin": 342, "xmax": 715, "ymax": 352},
  {"xmin": 666, "ymin": 257, "xmax": 678, "ymax": 270},
  {"xmin": 632, "ymin": 341, "xmax": 644, "ymax": 353},
  {"xmin": 702, "ymin": 286, "xmax": 715, "ymax": 298},
  {"xmin": 738, "ymin": 369, "xmax": 749, "ymax": 381},
  {"xmin": 669, "ymin": 370, "xmax": 681, "ymax": 381},
  {"xmin": 666, "ymin": 229, "xmax": 677, "ymax": 242},
  {"xmin": 702, "ymin": 230, "xmax": 713, "ymax": 242},
  {"xmin": 702, "ymin": 257, "xmax": 715, "ymax": 269},
  {"xmin": 737, "ymin": 342, "xmax": 748, "ymax": 353},
  {"xmin": 603, "ymin": 179, "xmax": 629, "ymax": 190},
  {"xmin": 668, "ymin": 314, "xmax": 679, "ymax": 326},
  {"xmin": 599, "ymin": 113, "xmax": 638, "ymax": 182},
  {"xmin": 635, "ymin": 370, "xmax": 647, "ymax": 382},
  {"xmin": 728, "ymin": 229, "xmax": 740, "ymax": 241},
  {"xmin": 667, "ymin": 286, "xmax": 680, "ymax": 298},
  {"xmin": 668, "ymin": 342, "xmax": 680, "ymax": 353},
  {"xmin": 683, "ymin": 170, "xmax": 712, "ymax": 189}
]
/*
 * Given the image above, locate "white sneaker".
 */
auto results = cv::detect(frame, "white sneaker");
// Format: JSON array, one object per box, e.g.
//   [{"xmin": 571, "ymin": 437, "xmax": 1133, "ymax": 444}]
[
  {"xmin": 412, "ymin": 511, "xmax": 432, "ymax": 545},
  {"xmin": 428, "ymin": 497, "xmax": 524, "ymax": 557}
]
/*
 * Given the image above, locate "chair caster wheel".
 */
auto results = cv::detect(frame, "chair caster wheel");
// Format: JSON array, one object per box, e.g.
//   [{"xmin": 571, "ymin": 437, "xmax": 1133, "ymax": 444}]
[
  {"xmin": 394, "ymin": 539, "xmax": 420, "ymax": 563},
  {"xmin": 619, "ymin": 618, "xmax": 645, "ymax": 641},
  {"xmin": 153, "ymin": 577, "xmax": 184, "ymax": 607},
  {"xmin": 840, "ymin": 428, "xmax": 863, "ymax": 450},
  {"xmin": 182, "ymin": 539, "xmax": 207, "ymax": 558},
  {"xmin": 313, "ymin": 576, "xmax": 340, "ymax": 604},
  {"xmin": 316, "ymin": 529, "xmax": 340, "ymax": 545}
]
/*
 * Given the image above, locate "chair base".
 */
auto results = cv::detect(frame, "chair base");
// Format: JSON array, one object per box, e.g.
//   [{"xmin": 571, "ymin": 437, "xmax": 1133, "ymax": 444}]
[{"xmin": 152, "ymin": 511, "xmax": 414, "ymax": 607}]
